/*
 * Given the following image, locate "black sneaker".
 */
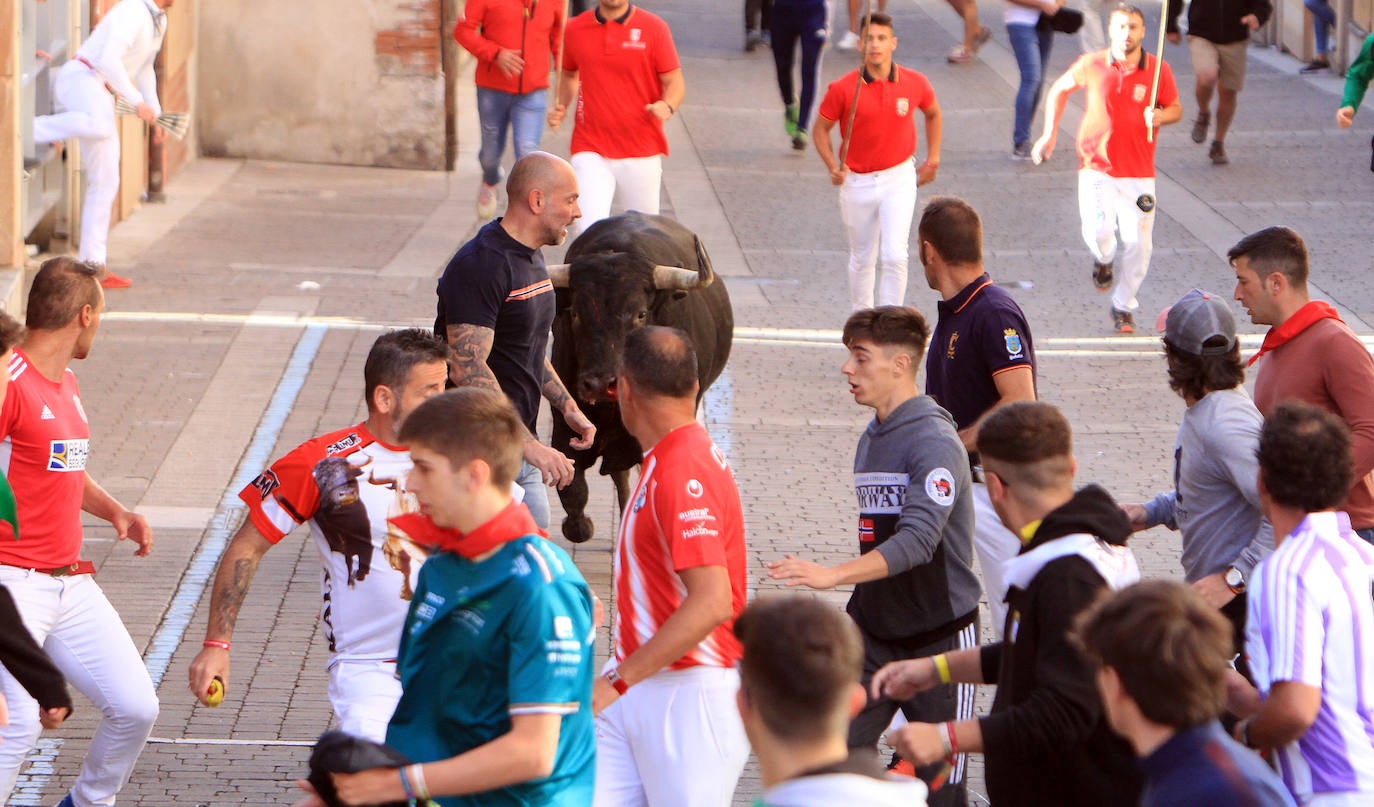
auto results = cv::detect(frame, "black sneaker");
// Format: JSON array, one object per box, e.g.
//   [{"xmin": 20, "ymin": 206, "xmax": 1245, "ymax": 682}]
[
  {"xmin": 745, "ymin": 29, "xmax": 763, "ymax": 52},
  {"xmin": 1191, "ymin": 113, "xmax": 1210, "ymax": 144},
  {"xmin": 1300, "ymin": 58, "xmax": 1330, "ymax": 73},
  {"xmin": 1209, "ymin": 140, "xmax": 1229, "ymax": 165},
  {"xmin": 792, "ymin": 131, "xmax": 809, "ymax": 151},
  {"xmin": 1093, "ymin": 261, "xmax": 1113, "ymax": 290},
  {"xmin": 1112, "ymin": 308, "xmax": 1135, "ymax": 334},
  {"xmin": 1011, "ymin": 142, "xmax": 1032, "ymax": 161}
]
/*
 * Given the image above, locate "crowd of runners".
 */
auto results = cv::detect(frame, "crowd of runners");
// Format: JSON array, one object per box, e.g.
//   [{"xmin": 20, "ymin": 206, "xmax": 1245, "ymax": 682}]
[{"xmin": 4, "ymin": 0, "xmax": 1374, "ymax": 805}]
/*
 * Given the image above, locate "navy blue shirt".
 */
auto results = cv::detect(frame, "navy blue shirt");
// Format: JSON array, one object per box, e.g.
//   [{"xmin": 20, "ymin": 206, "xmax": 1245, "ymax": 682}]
[
  {"xmin": 436, "ymin": 219, "xmax": 555, "ymax": 434},
  {"xmin": 926, "ymin": 274, "xmax": 1036, "ymax": 437},
  {"xmin": 1140, "ymin": 722, "xmax": 1295, "ymax": 807}
]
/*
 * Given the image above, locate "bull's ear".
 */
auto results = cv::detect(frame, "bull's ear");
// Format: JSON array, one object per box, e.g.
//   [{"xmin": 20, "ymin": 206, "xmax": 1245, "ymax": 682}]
[
  {"xmin": 692, "ymin": 235, "xmax": 716, "ymax": 289},
  {"xmin": 546, "ymin": 263, "xmax": 571, "ymax": 288}
]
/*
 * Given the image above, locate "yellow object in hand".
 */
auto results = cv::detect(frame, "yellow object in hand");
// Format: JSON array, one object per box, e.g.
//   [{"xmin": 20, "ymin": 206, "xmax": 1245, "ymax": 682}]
[{"xmin": 205, "ymin": 677, "xmax": 225, "ymax": 707}]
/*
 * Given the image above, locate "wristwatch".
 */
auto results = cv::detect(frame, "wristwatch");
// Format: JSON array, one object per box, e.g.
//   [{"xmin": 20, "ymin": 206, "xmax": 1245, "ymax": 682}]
[{"xmin": 1225, "ymin": 566, "xmax": 1246, "ymax": 595}]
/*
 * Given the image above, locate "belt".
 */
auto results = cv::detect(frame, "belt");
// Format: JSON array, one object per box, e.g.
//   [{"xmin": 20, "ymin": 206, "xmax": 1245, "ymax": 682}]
[{"xmin": 1, "ymin": 560, "xmax": 96, "ymax": 577}]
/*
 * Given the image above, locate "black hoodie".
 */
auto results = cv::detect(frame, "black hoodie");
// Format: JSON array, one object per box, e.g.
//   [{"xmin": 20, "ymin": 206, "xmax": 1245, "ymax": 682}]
[
  {"xmin": 1167, "ymin": 0, "xmax": 1272, "ymax": 45},
  {"xmin": 977, "ymin": 485, "xmax": 1143, "ymax": 807},
  {"xmin": 0, "ymin": 586, "xmax": 72, "ymax": 713}
]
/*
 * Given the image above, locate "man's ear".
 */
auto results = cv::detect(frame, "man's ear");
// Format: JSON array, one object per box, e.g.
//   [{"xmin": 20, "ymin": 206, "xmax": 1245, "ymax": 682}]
[
  {"xmin": 79, "ymin": 303, "xmax": 95, "ymax": 328},
  {"xmin": 373, "ymin": 384, "xmax": 397, "ymax": 416},
  {"xmin": 847, "ymin": 681, "xmax": 868, "ymax": 719}
]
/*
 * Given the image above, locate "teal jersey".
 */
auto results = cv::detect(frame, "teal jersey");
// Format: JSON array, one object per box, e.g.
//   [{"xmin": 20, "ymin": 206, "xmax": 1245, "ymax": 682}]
[{"xmin": 386, "ymin": 535, "xmax": 595, "ymax": 806}]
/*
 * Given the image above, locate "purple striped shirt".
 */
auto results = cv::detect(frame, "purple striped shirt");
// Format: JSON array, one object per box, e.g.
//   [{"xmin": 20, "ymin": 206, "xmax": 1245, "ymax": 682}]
[{"xmin": 1247, "ymin": 511, "xmax": 1374, "ymax": 801}]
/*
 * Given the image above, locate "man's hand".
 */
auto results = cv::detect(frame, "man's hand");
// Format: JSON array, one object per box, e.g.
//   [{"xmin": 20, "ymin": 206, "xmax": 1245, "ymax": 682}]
[
  {"xmin": 1145, "ymin": 106, "xmax": 1159, "ymax": 130},
  {"xmin": 289, "ymin": 780, "xmax": 327, "ymax": 807},
  {"xmin": 891, "ymin": 722, "xmax": 948, "ymax": 766},
  {"xmin": 134, "ymin": 102, "xmax": 157, "ymax": 125},
  {"xmin": 1240, "ymin": 13, "xmax": 1260, "ymax": 30},
  {"xmin": 1120, "ymin": 503, "xmax": 1148, "ymax": 531},
  {"xmin": 494, "ymin": 48, "xmax": 525, "ymax": 77},
  {"xmin": 917, "ymin": 161, "xmax": 939, "ymax": 187},
  {"xmin": 189, "ymin": 646, "xmax": 229, "ymax": 706},
  {"xmin": 40, "ymin": 705, "xmax": 71, "ymax": 730},
  {"xmin": 766, "ymin": 554, "xmax": 840, "ymax": 590},
  {"xmin": 1191, "ymin": 572, "xmax": 1237, "ymax": 608},
  {"xmin": 1224, "ymin": 667, "xmax": 1261, "ymax": 717},
  {"xmin": 562, "ymin": 405, "xmax": 596, "ymax": 451},
  {"xmin": 547, "ymin": 104, "xmax": 567, "ymax": 131},
  {"xmin": 592, "ymin": 675, "xmax": 619, "ymax": 715},
  {"xmin": 1338, "ymin": 106, "xmax": 1356, "ymax": 128},
  {"xmin": 331, "ymin": 768, "xmax": 405, "ymax": 806},
  {"xmin": 870, "ymin": 657, "xmax": 939, "ymax": 702},
  {"xmin": 113, "ymin": 509, "xmax": 153, "ymax": 556},
  {"xmin": 827, "ymin": 163, "xmax": 847, "ymax": 186},
  {"xmin": 1031, "ymin": 134, "xmax": 1055, "ymax": 164},
  {"xmin": 645, "ymin": 100, "xmax": 674, "ymax": 121},
  {"xmin": 524, "ymin": 439, "xmax": 575, "ymax": 489}
]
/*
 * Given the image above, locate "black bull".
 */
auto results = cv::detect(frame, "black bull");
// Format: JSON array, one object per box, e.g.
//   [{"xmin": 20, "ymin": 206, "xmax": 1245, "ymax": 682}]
[{"xmin": 549, "ymin": 212, "xmax": 733, "ymax": 544}]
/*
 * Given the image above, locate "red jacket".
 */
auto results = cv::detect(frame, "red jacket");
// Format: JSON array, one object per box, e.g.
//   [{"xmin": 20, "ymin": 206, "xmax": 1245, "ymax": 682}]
[{"xmin": 454, "ymin": 0, "xmax": 564, "ymax": 95}]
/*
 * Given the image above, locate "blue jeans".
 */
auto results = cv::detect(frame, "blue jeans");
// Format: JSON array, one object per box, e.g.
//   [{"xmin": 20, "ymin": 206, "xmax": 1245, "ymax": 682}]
[
  {"xmin": 516, "ymin": 460, "xmax": 551, "ymax": 530},
  {"xmin": 770, "ymin": 0, "xmax": 828, "ymax": 131},
  {"xmin": 1304, "ymin": 0, "xmax": 1335, "ymax": 55},
  {"xmin": 476, "ymin": 87, "xmax": 547, "ymax": 188},
  {"xmin": 1008, "ymin": 22, "xmax": 1054, "ymax": 148}
]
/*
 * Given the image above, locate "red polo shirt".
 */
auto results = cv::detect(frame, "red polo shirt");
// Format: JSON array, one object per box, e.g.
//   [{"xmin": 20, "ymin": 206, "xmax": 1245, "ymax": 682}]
[
  {"xmin": 818, "ymin": 64, "xmax": 935, "ymax": 174},
  {"xmin": 563, "ymin": 5, "xmax": 680, "ymax": 159},
  {"xmin": 1069, "ymin": 50, "xmax": 1177, "ymax": 178}
]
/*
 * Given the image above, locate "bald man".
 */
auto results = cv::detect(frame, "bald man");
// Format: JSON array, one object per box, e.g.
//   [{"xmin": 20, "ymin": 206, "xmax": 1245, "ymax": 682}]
[{"xmin": 434, "ymin": 152, "xmax": 597, "ymax": 529}]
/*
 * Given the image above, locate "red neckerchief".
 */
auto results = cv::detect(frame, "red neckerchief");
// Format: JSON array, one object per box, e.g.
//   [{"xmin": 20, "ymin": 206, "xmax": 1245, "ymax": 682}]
[
  {"xmin": 1247, "ymin": 300, "xmax": 1343, "ymax": 366},
  {"xmin": 388, "ymin": 501, "xmax": 545, "ymax": 559}
]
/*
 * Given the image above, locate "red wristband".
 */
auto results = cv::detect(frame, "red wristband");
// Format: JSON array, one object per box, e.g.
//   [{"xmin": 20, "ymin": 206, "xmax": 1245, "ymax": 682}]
[
  {"xmin": 604, "ymin": 668, "xmax": 629, "ymax": 695},
  {"xmin": 203, "ymin": 639, "xmax": 231, "ymax": 651}
]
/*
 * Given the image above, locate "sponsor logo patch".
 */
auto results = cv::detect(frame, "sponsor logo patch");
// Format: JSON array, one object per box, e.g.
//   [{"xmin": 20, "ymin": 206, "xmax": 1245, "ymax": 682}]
[
  {"xmin": 326, "ymin": 433, "xmax": 361, "ymax": 455},
  {"xmin": 554, "ymin": 615, "xmax": 574, "ymax": 640},
  {"xmin": 1004, "ymin": 328, "xmax": 1024, "ymax": 359},
  {"xmin": 686, "ymin": 479, "xmax": 704, "ymax": 498},
  {"xmin": 897, "ymin": 98, "xmax": 910, "ymax": 116},
  {"xmin": 250, "ymin": 470, "xmax": 280, "ymax": 498},
  {"xmin": 47, "ymin": 438, "xmax": 89, "ymax": 472},
  {"xmin": 39, "ymin": 405, "xmax": 55, "ymax": 421},
  {"xmin": 678, "ymin": 507, "xmax": 715, "ymax": 523},
  {"xmin": 1133, "ymin": 84, "xmax": 1146, "ymax": 103},
  {"xmin": 925, "ymin": 467, "xmax": 956, "ymax": 506}
]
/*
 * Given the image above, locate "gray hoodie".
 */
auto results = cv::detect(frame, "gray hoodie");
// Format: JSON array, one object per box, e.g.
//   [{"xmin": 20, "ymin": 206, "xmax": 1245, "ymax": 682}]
[{"xmin": 848, "ymin": 395, "xmax": 982, "ymax": 642}]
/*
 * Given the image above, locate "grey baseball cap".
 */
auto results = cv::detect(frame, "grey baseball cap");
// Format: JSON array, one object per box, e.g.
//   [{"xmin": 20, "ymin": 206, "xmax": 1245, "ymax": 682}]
[{"xmin": 1162, "ymin": 288, "xmax": 1238, "ymax": 356}]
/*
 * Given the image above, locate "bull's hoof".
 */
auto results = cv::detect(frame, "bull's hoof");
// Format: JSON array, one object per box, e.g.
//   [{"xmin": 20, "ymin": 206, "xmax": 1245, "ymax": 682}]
[{"xmin": 562, "ymin": 515, "xmax": 595, "ymax": 544}]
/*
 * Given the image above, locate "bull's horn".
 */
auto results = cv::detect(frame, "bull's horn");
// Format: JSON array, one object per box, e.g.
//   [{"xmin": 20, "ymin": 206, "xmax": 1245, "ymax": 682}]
[
  {"xmin": 652, "ymin": 265, "xmax": 701, "ymax": 290},
  {"xmin": 546, "ymin": 264, "xmax": 571, "ymax": 287}
]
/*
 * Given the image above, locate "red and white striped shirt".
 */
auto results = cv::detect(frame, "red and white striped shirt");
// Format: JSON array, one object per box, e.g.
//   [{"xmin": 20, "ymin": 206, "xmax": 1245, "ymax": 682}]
[{"xmin": 613, "ymin": 422, "xmax": 746, "ymax": 669}]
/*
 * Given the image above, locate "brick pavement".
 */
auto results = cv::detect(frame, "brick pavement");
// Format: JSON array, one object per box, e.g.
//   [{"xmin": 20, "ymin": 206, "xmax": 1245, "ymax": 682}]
[{"xmin": 6, "ymin": 0, "xmax": 1372, "ymax": 803}]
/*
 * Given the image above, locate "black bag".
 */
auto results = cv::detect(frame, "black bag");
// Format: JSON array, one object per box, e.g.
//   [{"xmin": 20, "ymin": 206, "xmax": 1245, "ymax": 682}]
[
  {"xmin": 307, "ymin": 730, "xmax": 414, "ymax": 807},
  {"xmin": 1040, "ymin": 7, "xmax": 1085, "ymax": 34}
]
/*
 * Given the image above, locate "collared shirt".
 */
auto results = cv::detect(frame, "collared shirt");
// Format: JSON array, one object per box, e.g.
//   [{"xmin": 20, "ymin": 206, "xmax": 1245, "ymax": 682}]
[
  {"xmin": 1067, "ymin": 49, "xmax": 1177, "ymax": 177},
  {"xmin": 75, "ymin": 0, "xmax": 167, "ymax": 111},
  {"xmin": 563, "ymin": 4, "xmax": 680, "ymax": 159},
  {"xmin": 818, "ymin": 63, "xmax": 935, "ymax": 174},
  {"xmin": 925, "ymin": 273, "xmax": 1036, "ymax": 438},
  {"xmin": 1139, "ymin": 722, "xmax": 1295, "ymax": 807},
  {"xmin": 1247, "ymin": 511, "xmax": 1374, "ymax": 801}
]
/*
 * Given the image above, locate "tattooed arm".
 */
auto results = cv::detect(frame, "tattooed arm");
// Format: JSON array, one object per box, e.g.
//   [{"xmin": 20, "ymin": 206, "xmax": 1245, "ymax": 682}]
[
  {"xmin": 188, "ymin": 521, "xmax": 273, "ymax": 705},
  {"xmin": 445, "ymin": 323, "xmax": 503, "ymax": 393},
  {"xmin": 542, "ymin": 358, "xmax": 596, "ymax": 451}
]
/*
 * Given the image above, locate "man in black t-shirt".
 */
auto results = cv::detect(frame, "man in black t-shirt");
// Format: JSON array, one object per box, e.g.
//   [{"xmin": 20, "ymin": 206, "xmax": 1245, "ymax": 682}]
[
  {"xmin": 919, "ymin": 197, "xmax": 1037, "ymax": 638},
  {"xmin": 435, "ymin": 151, "xmax": 595, "ymax": 528}
]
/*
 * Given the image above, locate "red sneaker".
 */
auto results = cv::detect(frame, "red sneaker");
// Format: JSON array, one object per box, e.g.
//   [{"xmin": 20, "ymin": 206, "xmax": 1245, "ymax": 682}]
[{"xmin": 100, "ymin": 271, "xmax": 133, "ymax": 289}]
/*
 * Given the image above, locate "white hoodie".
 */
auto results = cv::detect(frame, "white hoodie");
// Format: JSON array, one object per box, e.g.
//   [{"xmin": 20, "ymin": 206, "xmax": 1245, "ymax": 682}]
[{"xmin": 760, "ymin": 773, "xmax": 930, "ymax": 806}]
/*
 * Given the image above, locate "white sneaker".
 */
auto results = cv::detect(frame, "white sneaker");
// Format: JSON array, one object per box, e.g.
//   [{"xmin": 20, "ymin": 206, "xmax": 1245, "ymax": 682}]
[
  {"xmin": 476, "ymin": 183, "xmax": 498, "ymax": 220},
  {"xmin": 836, "ymin": 30, "xmax": 859, "ymax": 50}
]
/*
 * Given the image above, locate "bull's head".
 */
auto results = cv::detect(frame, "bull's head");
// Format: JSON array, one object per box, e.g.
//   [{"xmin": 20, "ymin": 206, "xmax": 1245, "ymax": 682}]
[{"xmin": 548, "ymin": 245, "xmax": 712, "ymax": 405}]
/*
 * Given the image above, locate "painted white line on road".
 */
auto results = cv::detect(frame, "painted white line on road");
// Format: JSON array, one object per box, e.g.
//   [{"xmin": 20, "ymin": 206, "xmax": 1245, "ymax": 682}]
[
  {"xmin": 143, "ymin": 324, "xmax": 328, "ymax": 688},
  {"xmin": 146, "ymin": 737, "xmax": 316, "ymax": 747}
]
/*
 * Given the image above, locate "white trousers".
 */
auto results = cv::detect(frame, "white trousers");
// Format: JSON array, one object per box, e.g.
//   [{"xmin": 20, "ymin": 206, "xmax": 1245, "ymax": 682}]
[
  {"xmin": 973, "ymin": 482, "xmax": 1022, "ymax": 640},
  {"xmin": 327, "ymin": 659, "xmax": 402, "ymax": 743},
  {"xmin": 838, "ymin": 159, "xmax": 917, "ymax": 310},
  {"xmin": 1077, "ymin": 169, "xmax": 1156, "ymax": 314},
  {"xmin": 593, "ymin": 665, "xmax": 749, "ymax": 807},
  {"xmin": 0, "ymin": 567, "xmax": 159, "ymax": 807},
  {"xmin": 32, "ymin": 61, "xmax": 122, "ymax": 266},
  {"xmin": 570, "ymin": 152, "xmax": 663, "ymax": 236}
]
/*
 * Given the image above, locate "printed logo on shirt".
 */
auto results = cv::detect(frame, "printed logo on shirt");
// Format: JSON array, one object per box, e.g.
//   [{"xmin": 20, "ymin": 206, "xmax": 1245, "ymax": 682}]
[
  {"xmin": 623, "ymin": 28, "xmax": 647, "ymax": 49},
  {"xmin": 632, "ymin": 486, "xmax": 647, "ymax": 513},
  {"xmin": 685, "ymin": 479, "xmax": 704, "ymax": 498},
  {"xmin": 946, "ymin": 331, "xmax": 959, "ymax": 360},
  {"xmin": 854, "ymin": 472, "xmax": 908, "ymax": 514},
  {"xmin": 72, "ymin": 394, "xmax": 88, "ymax": 424},
  {"xmin": 47, "ymin": 438, "xmax": 89, "ymax": 472},
  {"xmin": 859, "ymin": 517, "xmax": 875, "ymax": 544},
  {"xmin": 39, "ymin": 405, "xmax": 55, "ymax": 420},
  {"xmin": 679, "ymin": 508, "xmax": 716, "ymax": 523},
  {"xmin": 554, "ymin": 615, "xmax": 574, "ymax": 640},
  {"xmin": 710, "ymin": 444, "xmax": 729, "ymax": 470},
  {"xmin": 1004, "ymin": 328, "xmax": 1024, "ymax": 360},
  {"xmin": 325, "ymin": 433, "xmax": 361, "ymax": 455},
  {"xmin": 925, "ymin": 468, "xmax": 956, "ymax": 507},
  {"xmin": 1133, "ymin": 84, "xmax": 1146, "ymax": 103},
  {"xmin": 897, "ymin": 98, "xmax": 910, "ymax": 117},
  {"xmin": 249, "ymin": 469, "xmax": 281, "ymax": 498}
]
